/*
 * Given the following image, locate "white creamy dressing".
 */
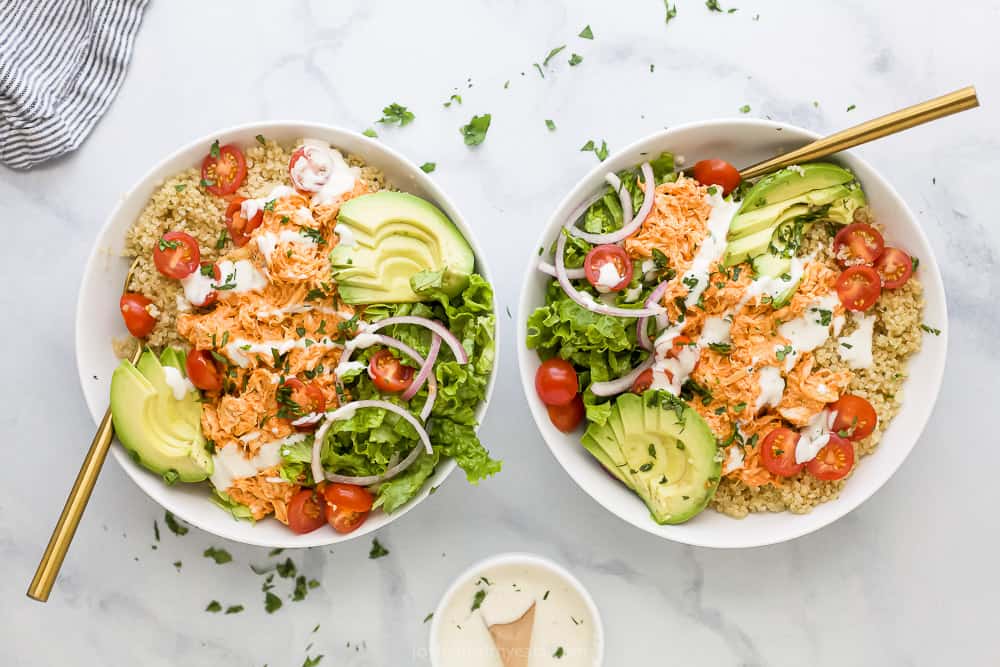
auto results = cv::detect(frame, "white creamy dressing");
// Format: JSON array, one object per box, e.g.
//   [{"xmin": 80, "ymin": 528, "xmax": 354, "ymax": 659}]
[
  {"xmin": 794, "ymin": 409, "xmax": 838, "ymax": 464},
  {"xmin": 679, "ymin": 187, "xmax": 740, "ymax": 309},
  {"xmin": 256, "ymin": 229, "xmax": 317, "ymax": 263},
  {"xmin": 594, "ymin": 262, "xmax": 623, "ymax": 292},
  {"xmin": 724, "ymin": 443, "xmax": 745, "ymax": 473},
  {"xmin": 837, "ymin": 312, "xmax": 876, "ymax": 368},
  {"xmin": 161, "ymin": 365, "xmax": 195, "ymax": 400},
  {"xmin": 775, "ymin": 292, "xmax": 842, "ymax": 371},
  {"xmin": 224, "ymin": 336, "xmax": 343, "ymax": 368},
  {"xmin": 294, "ymin": 139, "xmax": 361, "ymax": 205},
  {"xmin": 754, "ymin": 365, "xmax": 786, "ymax": 413},
  {"xmin": 698, "ymin": 315, "xmax": 733, "ymax": 347},
  {"xmin": 333, "ymin": 331, "xmax": 383, "ymax": 376},
  {"xmin": 239, "ymin": 185, "xmax": 297, "ymax": 222},
  {"xmin": 291, "ymin": 412, "xmax": 324, "ymax": 427},
  {"xmin": 208, "ymin": 259, "xmax": 267, "ymax": 295},
  {"xmin": 435, "ymin": 562, "xmax": 599, "ymax": 667},
  {"xmin": 740, "ymin": 256, "xmax": 808, "ymax": 309},
  {"xmin": 209, "ymin": 433, "xmax": 306, "ymax": 490},
  {"xmin": 179, "ymin": 269, "xmax": 217, "ymax": 306},
  {"xmin": 623, "ymin": 286, "xmax": 642, "ymax": 303},
  {"xmin": 334, "ymin": 222, "xmax": 357, "ymax": 248}
]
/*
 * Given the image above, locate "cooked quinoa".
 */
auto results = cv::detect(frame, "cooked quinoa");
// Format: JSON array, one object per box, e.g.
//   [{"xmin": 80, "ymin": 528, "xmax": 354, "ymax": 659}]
[
  {"xmin": 710, "ymin": 221, "xmax": 924, "ymax": 517},
  {"xmin": 114, "ymin": 138, "xmax": 387, "ymax": 357}
]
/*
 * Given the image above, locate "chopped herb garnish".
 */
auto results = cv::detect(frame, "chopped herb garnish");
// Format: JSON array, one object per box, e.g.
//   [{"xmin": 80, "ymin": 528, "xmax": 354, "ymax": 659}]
[
  {"xmin": 841, "ymin": 342, "xmax": 853, "ymax": 349},
  {"xmin": 708, "ymin": 342, "xmax": 731, "ymax": 355},
  {"xmin": 369, "ymin": 538, "xmax": 389, "ymax": 559},
  {"xmin": 203, "ymin": 547, "xmax": 232, "ymax": 564},
  {"xmin": 225, "ymin": 605, "xmax": 244, "ymax": 614},
  {"xmin": 300, "ymin": 227, "xmax": 326, "ymax": 244},
  {"xmin": 153, "ymin": 521, "xmax": 160, "ymax": 542},
  {"xmin": 209, "ymin": 140, "xmax": 220, "ymax": 158},
  {"xmin": 263, "ymin": 199, "xmax": 276, "ymax": 213},
  {"xmin": 459, "ymin": 114, "xmax": 491, "ymax": 146},
  {"xmin": 648, "ymin": 443, "xmax": 656, "ymax": 457},
  {"xmin": 814, "ymin": 308, "xmax": 833, "ymax": 326},
  {"xmin": 568, "ymin": 53, "xmax": 583, "ymax": 66},
  {"xmin": 920, "ymin": 324, "xmax": 941, "ymax": 335},
  {"xmin": 443, "ymin": 93, "xmax": 462, "ymax": 107},
  {"xmin": 739, "ymin": 104, "xmax": 751, "ymax": 114},
  {"xmin": 579, "ymin": 25, "xmax": 594, "ymax": 39},
  {"xmin": 164, "ymin": 511, "xmax": 188, "ymax": 536},
  {"xmin": 775, "ymin": 344, "xmax": 793, "ymax": 361},
  {"xmin": 543, "ymin": 590, "xmax": 550, "ymax": 600},
  {"xmin": 157, "ymin": 237, "xmax": 180, "ymax": 252},
  {"xmin": 255, "ymin": 134, "xmax": 266, "ymax": 145},
  {"xmin": 847, "ymin": 104, "xmax": 857, "ymax": 112},
  {"xmin": 200, "ymin": 178, "xmax": 216, "ymax": 188},
  {"xmin": 205, "ymin": 600, "xmax": 222, "ymax": 613},
  {"xmin": 362, "ymin": 128, "xmax": 378, "ymax": 138},
  {"xmin": 215, "ymin": 229, "xmax": 228, "ymax": 250},
  {"xmin": 423, "ymin": 612, "xmax": 434, "ymax": 623},
  {"xmin": 264, "ymin": 591, "xmax": 282, "ymax": 613},
  {"xmin": 172, "ymin": 561, "xmax": 182, "ymax": 570},
  {"xmin": 714, "ymin": 406, "xmax": 726, "ymax": 415},
  {"xmin": 733, "ymin": 402, "xmax": 747, "ymax": 413},
  {"xmin": 302, "ymin": 656, "xmax": 323, "ymax": 667},
  {"xmin": 419, "ymin": 162, "xmax": 436, "ymax": 173},
  {"xmin": 377, "ymin": 103, "xmax": 415, "ymax": 126},
  {"xmin": 554, "ymin": 647, "xmax": 565, "ymax": 658},
  {"xmin": 471, "ymin": 589, "xmax": 487, "ymax": 612},
  {"xmin": 639, "ymin": 462, "xmax": 654, "ymax": 472},
  {"xmin": 545, "ymin": 119, "xmax": 556, "ymax": 131},
  {"xmin": 174, "ymin": 184, "xmax": 186, "ymax": 192},
  {"xmin": 292, "ymin": 575, "xmax": 309, "ymax": 601},
  {"xmin": 664, "ymin": 1, "xmax": 678, "ymax": 23},
  {"xmin": 705, "ymin": 0, "xmax": 724, "ymax": 11},
  {"xmin": 912, "ymin": 256, "xmax": 920, "ymax": 272},
  {"xmin": 542, "ymin": 45, "xmax": 566, "ymax": 66},
  {"xmin": 268, "ymin": 548, "xmax": 284, "ymax": 557},
  {"xmin": 276, "ymin": 558, "xmax": 297, "ymax": 578},
  {"xmin": 580, "ymin": 139, "xmax": 609, "ymax": 161}
]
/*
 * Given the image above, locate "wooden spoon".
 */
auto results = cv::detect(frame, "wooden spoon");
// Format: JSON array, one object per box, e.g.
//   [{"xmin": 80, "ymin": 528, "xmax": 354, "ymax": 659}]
[{"xmin": 487, "ymin": 602, "xmax": 537, "ymax": 667}]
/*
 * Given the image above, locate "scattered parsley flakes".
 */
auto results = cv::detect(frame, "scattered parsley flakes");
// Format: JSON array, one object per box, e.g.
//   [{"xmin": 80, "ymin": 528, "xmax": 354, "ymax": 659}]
[
  {"xmin": 503, "ymin": 80, "xmax": 510, "ymax": 89},
  {"xmin": 199, "ymin": 178, "xmax": 215, "ymax": 188},
  {"xmin": 459, "ymin": 114, "xmax": 491, "ymax": 146},
  {"xmin": 300, "ymin": 226, "xmax": 326, "ymax": 244},
  {"xmin": 471, "ymin": 589, "xmax": 487, "ymax": 611},
  {"xmin": 569, "ymin": 53, "xmax": 583, "ymax": 66},
  {"xmin": 265, "ymin": 591, "xmax": 283, "ymax": 613},
  {"xmin": 174, "ymin": 183, "xmax": 186, "ymax": 192},
  {"xmin": 276, "ymin": 557, "xmax": 297, "ymax": 578},
  {"xmin": 533, "ymin": 63, "xmax": 545, "ymax": 78},
  {"xmin": 215, "ymin": 229, "xmax": 228, "ymax": 250},
  {"xmin": 847, "ymin": 104, "xmax": 857, "ymax": 112},
  {"xmin": 580, "ymin": 139, "xmax": 609, "ymax": 161},
  {"xmin": 362, "ymin": 128, "xmax": 378, "ymax": 138},
  {"xmin": 545, "ymin": 119, "xmax": 556, "ymax": 131},
  {"xmin": 164, "ymin": 511, "xmax": 188, "ymax": 536},
  {"xmin": 302, "ymin": 656, "xmax": 323, "ymax": 667},
  {"xmin": 203, "ymin": 547, "xmax": 232, "ymax": 564},
  {"xmin": 369, "ymin": 538, "xmax": 390, "ymax": 559},
  {"xmin": 292, "ymin": 575, "xmax": 309, "ymax": 601},
  {"xmin": 172, "ymin": 561, "xmax": 182, "ymax": 570},
  {"xmin": 554, "ymin": 647, "xmax": 565, "ymax": 658},
  {"xmin": 225, "ymin": 604, "xmax": 244, "ymax": 614},
  {"xmin": 542, "ymin": 45, "xmax": 566, "ymax": 66},
  {"xmin": 739, "ymin": 104, "xmax": 751, "ymax": 114},
  {"xmin": 706, "ymin": 0, "xmax": 723, "ymax": 10},
  {"xmin": 443, "ymin": 93, "xmax": 462, "ymax": 108},
  {"xmin": 205, "ymin": 600, "xmax": 222, "ymax": 613},
  {"xmin": 419, "ymin": 162, "xmax": 436, "ymax": 173},
  {"xmin": 664, "ymin": 1, "xmax": 678, "ymax": 23},
  {"xmin": 708, "ymin": 342, "xmax": 732, "ymax": 355},
  {"xmin": 920, "ymin": 324, "xmax": 941, "ymax": 335},
  {"xmin": 209, "ymin": 140, "xmax": 220, "ymax": 158},
  {"xmin": 377, "ymin": 103, "xmax": 415, "ymax": 126},
  {"xmin": 814, "ymin": 308, "xmax": 833, "ymax": 326},
  {"xmin": 579, "ymin": 25, "xmax": 593, "ymax": 39},
  {"xmin": 255, "ymin": 134, "xmax": 266, "ymax": 145},
  {"xmin": 153, "ymin": 520, "xmax": 160, "ymax": 542},
  {"xmin": 423, "ymin": 612, "xmax": 434, "ymax": 623},
  {"xmin": 775, "ymin": 344, "xmax": 793, "ymax": 361}
]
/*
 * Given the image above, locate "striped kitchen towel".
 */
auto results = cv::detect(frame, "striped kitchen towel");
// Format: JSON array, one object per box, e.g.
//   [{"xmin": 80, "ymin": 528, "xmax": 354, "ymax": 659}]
[{"xmin": 0, "ymin": 0, "xmax": 148, "ymax": 170}]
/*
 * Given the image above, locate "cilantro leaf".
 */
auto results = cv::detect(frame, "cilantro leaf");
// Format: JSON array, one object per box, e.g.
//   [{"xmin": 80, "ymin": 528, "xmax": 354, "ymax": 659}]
[
  {"xmin": 459, "ymin": 114, "xmax": 491, "ymax": 146},
  {"xmin": 377, "ymin": 103, "xmax": 415, "ymax": 126}
]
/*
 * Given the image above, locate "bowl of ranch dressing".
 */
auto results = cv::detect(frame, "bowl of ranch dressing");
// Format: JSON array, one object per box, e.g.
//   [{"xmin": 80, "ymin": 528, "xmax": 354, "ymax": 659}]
[{"xmin": 429, "ymin": 553, "xmax": 604, "ymax": 666}]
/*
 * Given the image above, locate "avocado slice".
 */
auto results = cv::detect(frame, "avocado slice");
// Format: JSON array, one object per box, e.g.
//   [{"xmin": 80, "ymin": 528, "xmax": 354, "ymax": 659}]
[
  {"xmin": 728, "ymin": 183, "xmax": 853, "ymax": 240},
  {"xmin": 737, "ymin": 162, "xmax": 855, "ymax": 213},
  {"xmin": 331, "ymin": 192, "xmax": 475, "ymax": 304},
  {"xmin": 581, "ymin": 391, "xmax": 721, "ymax": 524},
  {"xmin": 111, "ymin": 355, "xmax": 212, "ymax": 483}
]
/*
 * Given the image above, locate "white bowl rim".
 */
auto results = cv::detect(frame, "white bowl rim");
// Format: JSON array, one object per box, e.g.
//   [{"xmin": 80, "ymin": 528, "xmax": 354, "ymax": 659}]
[
  {"xmin": 516, "ymin": 117, "xmax": 948, "ymax": 549},
  {"xmin": 428, "ymin": 551, "xmax": 605, "ymax": 665},
  {"xmin": 75, "ymin": 120, "xmax": 499, "ymax": 548}
]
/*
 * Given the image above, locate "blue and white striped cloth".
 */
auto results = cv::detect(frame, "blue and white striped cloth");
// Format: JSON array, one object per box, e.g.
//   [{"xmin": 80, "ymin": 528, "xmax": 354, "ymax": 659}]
[{"xmin": 0, "ymin": 0, "xmax": 148, "ymax": 169}]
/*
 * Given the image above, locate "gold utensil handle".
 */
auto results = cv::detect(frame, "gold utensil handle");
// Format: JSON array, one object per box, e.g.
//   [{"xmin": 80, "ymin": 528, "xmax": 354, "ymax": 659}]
[
  {"xmin": 739, "ymin": 86, "xmax": 979, "ymax": 180},
  {"xmin": 27, "ymin": 345, "xmax": 141, "ymax": 602}
]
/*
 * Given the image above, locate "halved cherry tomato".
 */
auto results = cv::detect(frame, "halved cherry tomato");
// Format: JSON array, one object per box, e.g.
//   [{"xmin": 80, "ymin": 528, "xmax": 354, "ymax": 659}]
[
  {"xmin": 760, "ymin": 427, "xmax": 804, "ymax": 477},
  {"xmin": 547, "ymin": 394, "xmax": 585, "ymax": 432},
  {"xmin": 192, "ymin": 262, "xmax": 221, "ymax": 307},
  {"xmin": 833, "ymin": 223, "xmax": 885, "ymax": 267},
  {"xmin": 874, "ymin": 247, "xmax": 913, "ymax": 289},
  {"xmin": 631, "ymin": 369, "xmax": 654, "ymax": 394},
  {"xmin": 691, "ymin": 159, "xmax": 741, "ymax": 196},
  {"xmin": 323, "ymin": 483, "xmax": 374, "ymax": 512},
  {"xmin": 836, "ymin": 265, "xmax": 881, "ymax": 311},
  {"xmin": 535, "ymin": 358, "xmax": 579, "ymax": 406},
  {"xmin": 806, "ymin": 434, "xmax": 855, "ymax": 481},
  {"xmin": 583, "ymin": 244, "xmax": 633, "ymax": 293},
  {"xmin": 200, "ymin": 143, "xmax": 247, "ymax": 196},
  {"xmin": 185, "ymin": 349, "xmax": 223, "ymax": 392},
  {"xmin": 666, "ymin": 336, "xmax": 694, "ymax": 359},
  {"xmin": 288, "ymin": 146, "xmax": 329, "ymax": 192},
  {"xmin": 153, "ymin": 231, "xmax": 200, "ymax": 279},
  {"xmin": 281, "ymin": 377, "xmax": 326, "ymax": 428},
  {"xmin": 224, "ymin": 196, "xmax": 264, "ymax": 248},
  {"xmin": 120, "ymin": 292, "xmax": 157, "ymax": 337},
  {"xmin": 830, "ymin": 394, "xmax": 878, "ymax": 441},
  {"xmin": 369, "ymin": 349, "xmax": 414, "ymax": 393},
  {"xmin": 287, "ymin": 489, "xmax": 326, "ymax": 534}
]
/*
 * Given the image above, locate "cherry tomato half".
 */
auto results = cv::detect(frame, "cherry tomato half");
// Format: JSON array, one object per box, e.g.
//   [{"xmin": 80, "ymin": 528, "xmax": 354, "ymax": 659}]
[
  {"xmin": 369, "ymin": 349, "xmax": 414, "ymax": 393},
  {"xmin": 192, "ymin": 262, "xmax": 221, "ymax": 307},
  {"xmin": 691, "ymin": 159, "xmax": 741, "ymax": 196},
  {"xmin": 583, "ymin": 244, "xmax": 633, "ymax": 293},
  {"xmin": 281, "ymin": 377, "xmax": 327, "ymax": 428},
  {"xmin": 667, "ymin": 335, "xmax": 694, "ymax": 359},
  {"xmin": 153, "ymin": 231, "xmax": 200, "ymax": 279},
  {"xmin": 836, "ymin": 265, "xmax": 882, "ymax": 311},
  {"xmin": 806, "ymin": 434, "xmax": 855, "ymax": 481},
  {"xmin": 547, "ymin": 394, "xmax": 585, "ymax": 433},
  {"xmin": 288, "ymin": 146, "xmax": 330, "ymax": 192},
  {"xmin": 833, "ymin": 222, "xmax": 885, "ymax": 267},
  {"xmin": 185, "ymin": 349, "xmax": 223, "ymax": 392},
  {"xmin": 287, "ymin": 489, "xmax": 326, "ymax": 534},
  {"xmin": 120, "ymin": 292, "xmax": 156, "ymax": 337},
  {"xmin": 830, "ymin": 394, "xmax": 878, "ymax": 441},
  {"xmin": 760, "ymin": 427, "xmax": 804, "ymax": 477},
  {"xmin": 224, "ymin": 196, "xmax": 264, "ymax": 248},
  {"xmin": 200, "ymin": 143, "xmax": 247, "ymax": 196},
  {"xmin": 631, "ymin": 369, "xmax": 654, "ymax": 394},
  {"xmin": 534, "ymin": 358, "xmax": 579, "ymax": 407},
  {"xmin": 324, "ymin": 501, "xmax": 370, "ymax": 534},
  {"xmin": 874, "ymin": 247, "xmax": 913, "ymax": 289},
  {"xmin": 323, "ymin": 483, "xmax": 374, "ymax": 513}
]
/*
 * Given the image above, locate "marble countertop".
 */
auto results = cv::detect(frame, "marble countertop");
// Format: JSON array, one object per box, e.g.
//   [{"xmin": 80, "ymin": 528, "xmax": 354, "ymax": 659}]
[{"xmin": 3, "ymin": 1, "xmax": 999, "ymax": 664}]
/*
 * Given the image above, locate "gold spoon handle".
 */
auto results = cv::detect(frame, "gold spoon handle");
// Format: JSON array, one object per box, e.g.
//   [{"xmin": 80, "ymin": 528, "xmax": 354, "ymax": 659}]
[
  {"xmin": 27, "ymin": 345, "xmax": 142, "ymax": 602},
  {"xmin": 739, "ymin": 86, "xmax": 979, "ymax": 180}
]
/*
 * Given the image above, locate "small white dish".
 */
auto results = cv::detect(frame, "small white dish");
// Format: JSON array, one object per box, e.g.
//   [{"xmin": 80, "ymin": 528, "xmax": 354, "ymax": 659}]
[
  {"xmin": 428, "ymin": 552, "xmax": 604, "ymax": 666},
  {"xmin": 75, "ymin": 121, "xmax": 498, "ymax": 548},
  {"xmin": 517, "ymin": 119, "xmax": 948, "ymax": 549}
]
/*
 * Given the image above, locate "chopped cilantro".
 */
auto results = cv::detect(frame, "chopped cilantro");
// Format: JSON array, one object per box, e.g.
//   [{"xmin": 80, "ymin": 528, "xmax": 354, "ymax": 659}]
[
  {"xmin": 255, "ymin": 134, "xmax": 266, "ymax": 145},
  {"xmin": 545, "ymin": 119, "xmax": 557, "ymax": 131},
  {"xmin": 300, "ymin": 227, "xmax": 326, "ymax": 244},
  {"xmin": 377, "ymin": 103, "xmax": 415, "ymax": 126},
  {"xmin": 215, "ymin": 229, "xmax": 228, "ymax": 250},
  {"xmin": 542, "ymin": 45, "xmax": 566, "ymax": 66},
  {"xmin": 205, "ymin": 600, "xmax": 222, "ymax": 612},
  {"xmin": 302, "ymin": 656, "xmax": 323, "ymax": 667},
  {"xmin": 362, "ymin": 128, "xmax": 378, "ymax": 138},
  {"xmin": 920, "ymin": 324, "xmax": 941, "ymax": 335},
  {"xmin": 554, "ymin": 647, "xmax": 565, "ymax": 658},
  {"xmin": 443, "ymin": 93, "xmax": 462, "ymax": 108},
  {"xmin": 419, "ymin": 162, "xmax": 436, "ymax": 173},
  {"xmin": 369, "ymin": 538, "xmax": 389, "ymax": 559},
  {"xmin": 460, "ymin": 114, "xmax": 491, "ymax": 146},
  {"xmin": 579, "ymin": 25, "xmax": 593, "ymax": 39},
  {"xmin": 174, "ymin": 183, "xmax": 186, "ymax": 192},
  {"xmin": 268, "ymin": 548, "xmax": 284, "ymax": 557},
  {"xmin": 775, "ymin": 345, "xmax": 793, "ymax": 361},
  {"xmin": 264, "ymin": 591, "xmax": 282, "ymax": 613},
  {"xmin": 203, "ymin": 547, "xmax": 232, "ymax": 564},
  {"xmin": 664, "ymin": 1, "xmax": 678, "ymax": 23},
  {"xmin": 471, "ymin": 589, "xmax": 487, "ymax": 611},
  {"xmin": 157, "ymin": 237, "xmax": 180, "ymax": 252},
  {"xmin": 733, "ymin": 402, "xmax": 747, "ymax": 413},
  {"xmin": 225, "ymin": 605, "xmax": 244, "ymax": 614},
  {"xmin": 580, "ymin": 139, "xmax": 609, "ymax": 161},
  {"xmin": 164, "ymin": 511, "xmax": 188, "ymax": 536},
  {"xmin": 739, "ymin": 104, "xmax": 751, "ymax": 114},
  {"xmin": 209, "ymin": 140, "xmax": 220, "ymax": 158},
  {"xmin": 569, "ymin": 53, "xmax": 583, "ymax": 66},
  {"xmin": 814, "ymin": 308, "xmax": 833, "ymax": 326},
  {"xmin": 423, "ymin": 612, "xmax": 434, "ymax": 623},
  {"xmin": 708, "ymin": 342, "xmax": 732, "ymax": 355},
  {"xmin": 200, "ymin": 178, "xmax": 215, "ymax": 188},
  {"xmin": 847, "ymin": 104, "xmax": 857, "ymax": 112}
]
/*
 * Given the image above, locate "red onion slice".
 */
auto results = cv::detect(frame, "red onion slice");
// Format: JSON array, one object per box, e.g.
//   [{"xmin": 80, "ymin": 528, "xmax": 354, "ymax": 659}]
[
  {"xmin": 538, "ymin": 261, "xmax": 586, "ymax": 280},
  {"xmin": 569, "ymin": 163, "xmax": 655, "ymax": 245},
  {"xmin": 364, "ymin": 316, "xmax": 468, "ymax": 364},
  {"xmin": 402, "ymin": 333, "xmax": 440, "ymax": 401},
  {"xmin": 310, "ymin": 400, "xmax": 434, "ymax": 486},
  {"xmin": 337, "ymin": 333, "xmax": 439, "ymax": 414},
  {"xmin": 554, "ymin": 232, "xmax": 665, "ymax": 319},
  {"xmin": 636, "ymin": 279, "xmax": 672, "ymax": 350},
  {"xmin": 589, "ymin": 355, "xmax": 656, "ymax": 397}
]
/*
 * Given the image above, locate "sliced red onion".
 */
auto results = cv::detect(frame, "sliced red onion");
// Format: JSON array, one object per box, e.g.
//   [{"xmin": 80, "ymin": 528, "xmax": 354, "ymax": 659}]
[
  {"xmin": 324, "ymin": 439, "xmax": 425, "ymax": 486},
  {"xmin": 402, "ymin": 333, "xmax": 440, "ymax": 401},
  {"xmin": 364, "ymin": 316, "xmax": 468, "ymax": 364},
  {"xmin": 538, "ymin": 261, "xmax": 586, "ymax": 280},
  {"xmin": 336, "ymin": 332, "xmax": 439, "ymax": 416},
  {"xmin": 569, "ymin": 163, "xmax": 655, "ymax": 245},
  {"xmin": 589, "ymin": 355, "xmax": 656, "ymax": 397},
  {"xmin": 310, "ymin": 400, "xmax": 434, "ymax": 486},
  {"xmin": 636, "ymin": 279, "xmax": 672, "ymax": 350},
  {"xmin": 554, "ymin": 232, "xmax": 665, "ymax": 319}
]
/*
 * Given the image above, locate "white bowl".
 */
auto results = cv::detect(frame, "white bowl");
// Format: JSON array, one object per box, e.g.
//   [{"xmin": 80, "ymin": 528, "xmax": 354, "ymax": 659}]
[
  {"xmin": 428, "ymin": 552, "xmax": 604, "ymax": 666},
  {"xmin": 76, "ymin": 121, "xmax": 498, "ymax": 548},
  {"xmin": 517, "ymin": 119, "xmax": 947, "ymax": 549}
]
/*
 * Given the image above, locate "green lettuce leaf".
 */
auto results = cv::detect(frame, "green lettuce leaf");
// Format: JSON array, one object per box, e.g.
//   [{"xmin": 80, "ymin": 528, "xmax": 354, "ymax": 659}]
[
  {"xmin": 372, "ymin": 448, "xmax": 440, "ymax": 513},
  {"xmin": 211, "ymin": 489, "xmax": 254, "ymax": 522},
  {"xmin": 429, "ymin": 419, "xmax": 501, "ymax": 483}
]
